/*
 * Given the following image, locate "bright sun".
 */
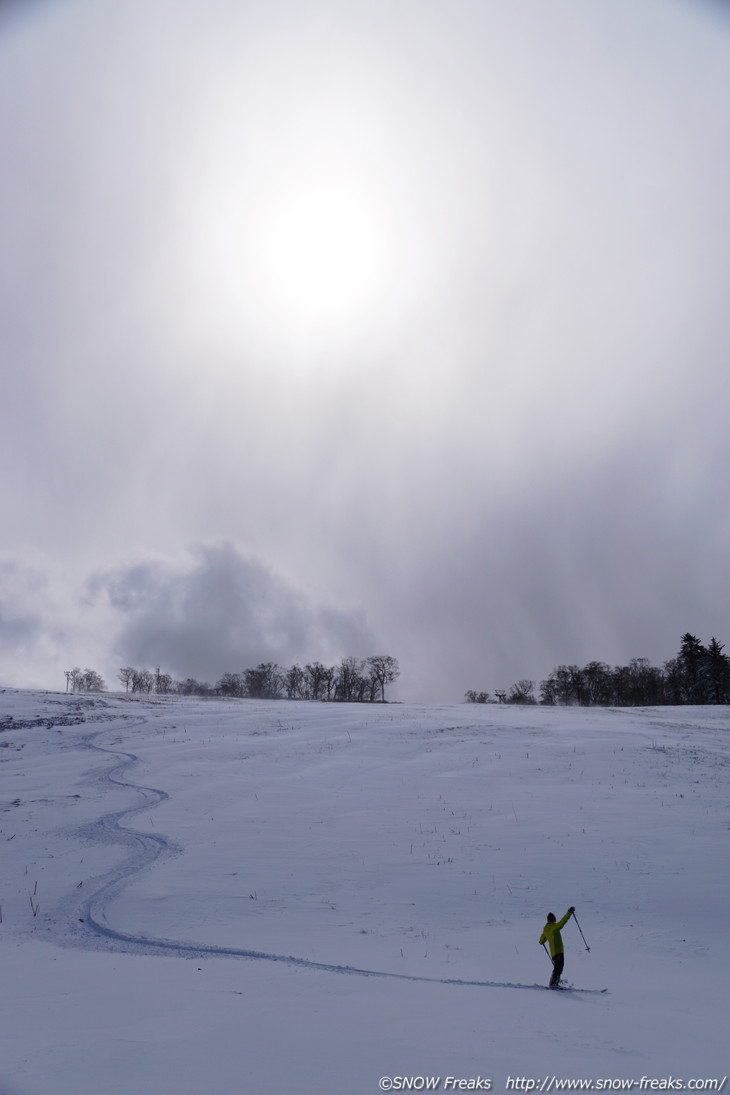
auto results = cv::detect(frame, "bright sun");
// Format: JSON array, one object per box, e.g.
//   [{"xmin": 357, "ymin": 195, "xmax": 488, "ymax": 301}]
[{"xmin": 264, "ymin": 185, "xmax": 379, "ymax": 322}]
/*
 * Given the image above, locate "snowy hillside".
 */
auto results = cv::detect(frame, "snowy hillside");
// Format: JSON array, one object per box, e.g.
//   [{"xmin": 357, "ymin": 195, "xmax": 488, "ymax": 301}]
[{"xmin": 0, "ymin": 689, "xmax": 727, "ymax": 1095}]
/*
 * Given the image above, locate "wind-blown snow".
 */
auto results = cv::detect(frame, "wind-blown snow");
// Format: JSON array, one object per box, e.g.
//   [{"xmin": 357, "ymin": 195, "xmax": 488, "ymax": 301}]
[{"xmin": 0, "ymin": 689, "xmax": 726, "ymax": 1095}]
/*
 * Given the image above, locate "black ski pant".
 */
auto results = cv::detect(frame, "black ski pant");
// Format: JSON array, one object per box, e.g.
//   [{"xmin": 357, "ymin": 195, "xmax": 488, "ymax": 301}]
[{"xmin": 549, "ymin": 952, "xmax": 564, "ymax": 988}]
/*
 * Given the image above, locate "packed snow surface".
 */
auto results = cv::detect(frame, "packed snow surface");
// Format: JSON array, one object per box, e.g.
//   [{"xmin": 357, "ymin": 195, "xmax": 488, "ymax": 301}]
[{"xmin": 0, "ymin": 689, "xmax": 727, "ymax": 1095}]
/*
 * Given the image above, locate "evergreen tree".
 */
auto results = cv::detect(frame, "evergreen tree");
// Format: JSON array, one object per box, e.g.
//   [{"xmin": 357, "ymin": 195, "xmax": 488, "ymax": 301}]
[
  {"xmin": 678, "ymin": 633, "xmax": 708, "ymax": 703},
  {"xmin": 704, "ymin": 638, "xmax": 730, "ymax": 704}
]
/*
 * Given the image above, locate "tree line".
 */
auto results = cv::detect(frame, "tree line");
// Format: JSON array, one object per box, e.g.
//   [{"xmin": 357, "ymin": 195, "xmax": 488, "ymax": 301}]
[
  {"xmin": 465, "ymin": 634, "xmax": 730, "ymax": 707},
  {"xmin": 65, "ymin": 655, "xmax": 400, "ymax": 703}
]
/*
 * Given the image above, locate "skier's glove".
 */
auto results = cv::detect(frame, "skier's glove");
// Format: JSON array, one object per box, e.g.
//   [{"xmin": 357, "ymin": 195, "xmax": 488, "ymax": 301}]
[{"xmin": 569, "ymin": 906, "xmax": 575, "ymax": 914}]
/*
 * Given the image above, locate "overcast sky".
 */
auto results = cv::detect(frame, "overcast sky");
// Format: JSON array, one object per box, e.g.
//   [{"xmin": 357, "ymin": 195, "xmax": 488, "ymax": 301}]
[{"xmin": 1, "ymin": 0, "xmax": 729, "ymax": 701}]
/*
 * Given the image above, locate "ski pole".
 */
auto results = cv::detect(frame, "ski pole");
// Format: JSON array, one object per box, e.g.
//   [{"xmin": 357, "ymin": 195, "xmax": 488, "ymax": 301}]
[
  {"xmin": 573, "ymin": 912, "xmax": 590, "ymax": 952},
  {"xmin": 542, "ymin": 942, "xmax": 552, "ymax": 962}
]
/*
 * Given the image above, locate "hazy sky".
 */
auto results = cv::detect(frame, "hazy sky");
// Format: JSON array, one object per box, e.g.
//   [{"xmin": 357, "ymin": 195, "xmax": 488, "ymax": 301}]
[{"xmin": 1, "ymin": 0, "xmax": 729, "ymax": 701}]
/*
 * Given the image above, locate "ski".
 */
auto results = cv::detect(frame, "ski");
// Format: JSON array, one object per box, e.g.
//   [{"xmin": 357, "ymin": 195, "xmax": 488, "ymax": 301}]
[{"xmin": 549, "ymin": 983, "xmax": 608, "ymax": 994}]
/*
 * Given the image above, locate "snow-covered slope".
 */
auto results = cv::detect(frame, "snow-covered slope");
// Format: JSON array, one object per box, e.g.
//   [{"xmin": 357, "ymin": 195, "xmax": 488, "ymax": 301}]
[{"xmin": 0, "ymin": 689, "xmax": 727, "ymax": 1095}]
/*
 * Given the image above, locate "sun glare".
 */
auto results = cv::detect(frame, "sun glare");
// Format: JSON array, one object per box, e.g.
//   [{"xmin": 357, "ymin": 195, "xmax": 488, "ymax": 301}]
[{"xmin": 264, "ymin": 186, "xmax": 379, "ymax": 322}]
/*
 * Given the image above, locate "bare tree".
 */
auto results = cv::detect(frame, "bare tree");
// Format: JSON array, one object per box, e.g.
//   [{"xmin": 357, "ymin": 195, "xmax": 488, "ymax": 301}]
[
  {"xmin": 285, "ymin": 664, "xmax": 305, "ymax": 700},
  {"xmin": 118, "ymin": 667, "xmax": 135, "ymax": 692},
  {"xmin": 132, "ymin": 668, "xmax": 154, "ymax": 693},
  {"xmin": 66, "ymin": 667, "xmax": 82, "ymax": 693},
  {"xmin": 177, "ymin": 677, "xmax": 207, "ymax": 696},
  {"xmin": 366, "ymin": 655, "xmax": 400, "ymax": 703},
  {"xmin": 464, "ymin": 690, "xmax": 490, "ymax": 704},
  {"xmin": 81, "ymin": 669, "xmax": 105, "ymax": 692},
  {"xmin": 322, "ymin": 664, "xmax": 335, "ymax": 701},
  {"xmin": 335, "ymin": 656, "xmax": 363, "ymax": 702},
  {"xmin": 155, "ymin": 671, "xmax": 173, "ymax": 694},
  {"xmin": 67, "ymin": 668, "xmax": 104, "ymax": 692},
  {"xmin": 304, "ymin": 661, "xmax": 328, "ymax": 701},
  {"xmin": 217, "ymin": 672, "xmax": 244, "ymax": 697},
  {"xmin": 539, "ymin": 678, "xmax": 558, "ymax": 705},
  {"xmin": 508, "ymin": 679, "xmax": 536, "ymax": 704},
  {"xmin": 244, "ymin": 663, "xmax": 284, "ymax": 699},
  {"xmin": 582, "ymin": 661, "xmax": 612, "ymax": 706}
]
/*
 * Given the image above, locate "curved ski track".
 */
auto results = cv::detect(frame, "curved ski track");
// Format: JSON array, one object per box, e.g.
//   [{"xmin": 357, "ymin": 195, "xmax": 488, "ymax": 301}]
[{"xmin": 73, "ymin": 719, "xmax": 606, "ymax": 996}]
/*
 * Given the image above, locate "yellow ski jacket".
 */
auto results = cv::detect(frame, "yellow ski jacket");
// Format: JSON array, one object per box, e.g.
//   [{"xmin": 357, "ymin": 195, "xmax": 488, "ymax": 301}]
[{"xmin": 539, "ymin": 909, "xmax": 573, "ymax": 956}]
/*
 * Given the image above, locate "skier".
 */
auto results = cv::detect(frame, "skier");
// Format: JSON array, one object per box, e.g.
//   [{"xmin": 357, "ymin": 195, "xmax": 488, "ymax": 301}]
[{"xmin": 539, "ymin": 906, "xmax": 575, "ymax": 989}]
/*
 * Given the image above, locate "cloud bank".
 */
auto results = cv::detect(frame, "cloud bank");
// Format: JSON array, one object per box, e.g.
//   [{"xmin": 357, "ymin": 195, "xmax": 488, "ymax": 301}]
[{"xmin": 1, "ymin": 545, "xmax": 374, "ymax": 693}]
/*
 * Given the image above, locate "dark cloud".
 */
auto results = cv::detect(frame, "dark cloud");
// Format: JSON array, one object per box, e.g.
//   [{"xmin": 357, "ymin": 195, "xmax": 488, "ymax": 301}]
[
  {"xmin": 89, "ymin": 543, "xmax": 375, "ymax": 684},
  {"xmin": 0, "ymin": 546, "xmax": 376, "ymax": 692}
]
